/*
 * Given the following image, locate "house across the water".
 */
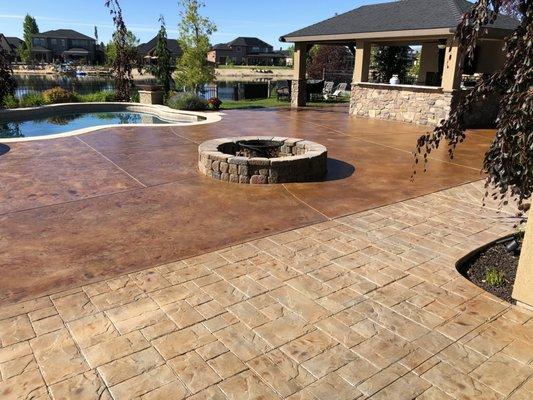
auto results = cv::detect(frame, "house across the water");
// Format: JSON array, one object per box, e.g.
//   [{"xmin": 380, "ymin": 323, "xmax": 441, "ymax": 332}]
[
  {"xmin": 137, "ymin": 36, "xmax": 182, "ymax": 66},
  {"xmin": 207, "ymin": 37, "xmax": 288, "ymax": 66},
  {"xmin": 31, "ymin": 29, "xmax": 97, "ymax": 64}
]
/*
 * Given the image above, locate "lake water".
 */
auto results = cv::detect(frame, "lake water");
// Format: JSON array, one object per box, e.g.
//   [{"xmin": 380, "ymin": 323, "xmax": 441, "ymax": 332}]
[
  {"xmin": 0, "ymin": 111, "xmax": 172, "ymax": 139},
  {"xmin": 14, "ymin": 75, "xmax": 284, "ymax": 101}
]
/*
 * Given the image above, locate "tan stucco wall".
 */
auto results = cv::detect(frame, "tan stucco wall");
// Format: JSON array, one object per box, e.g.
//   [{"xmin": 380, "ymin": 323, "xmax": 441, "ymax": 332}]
[
  {"xmin": 417, "ymin": 42, "xmax": 440, "ymax": 84},
  {"xmin": 513, "ymin": 215, "xmax": 533, "ymax": 309}
]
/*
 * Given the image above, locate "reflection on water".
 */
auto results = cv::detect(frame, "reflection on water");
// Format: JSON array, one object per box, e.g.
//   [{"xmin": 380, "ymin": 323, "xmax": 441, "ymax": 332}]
[
  {"xmin": 0, "ymin": 112, "xmax": 170, "ymax": 138},
  {"xmin": 15, "ymin": 75, "xmax": 284, "ymax": 101}
]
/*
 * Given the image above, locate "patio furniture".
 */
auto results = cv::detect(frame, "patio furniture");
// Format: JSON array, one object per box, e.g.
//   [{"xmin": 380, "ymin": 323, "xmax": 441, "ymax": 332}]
[
  {"xmin": 330, "ymin": 83, "xmax": 348, "ymax": 99},
  {"xmin": 322, "ymin": 81, "xmax": 335, "ymax": 99},
  {"xmin": 307, "ymin": 80, "xmax": 325, "ymax": 101},
  {"xmin": 277, "ymin": 86, "xmax": 290, "ymax": 101}
]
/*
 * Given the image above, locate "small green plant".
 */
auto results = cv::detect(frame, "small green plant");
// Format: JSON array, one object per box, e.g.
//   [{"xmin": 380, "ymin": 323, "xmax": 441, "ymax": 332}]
[
  {"xmin": 167, "ymin": 92, "xmax": 208, "ymax": 111},
  {"xmin": 76, "ymin": 91, "xmax": 116, "ymax": 102},
  {"xmin": 42, "ymin": 87, "xmax": 76, "ymax": 104},
  {"xmin": 485, "ymin": 267, "xmax": 506, "ymax": 286},
  {"xmin": 2, "ymin": 95, "xmax": 19, "ymax": 109},
  {"xmin": 19, "ymin": 92, "xmax": 45, "ymax": 107}
]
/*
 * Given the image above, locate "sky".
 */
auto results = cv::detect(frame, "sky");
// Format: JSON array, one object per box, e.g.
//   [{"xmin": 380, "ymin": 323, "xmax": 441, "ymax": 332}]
[{"xmin": 0, "ymin": 0, "xmax": 389, "ymax": 48}]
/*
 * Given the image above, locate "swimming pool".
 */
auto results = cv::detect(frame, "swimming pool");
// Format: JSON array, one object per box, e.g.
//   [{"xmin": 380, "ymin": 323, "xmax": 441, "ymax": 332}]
[
  {"xmin": 1, "ymin": 111, "xmax": 173, "ymax": 139},
  {"xmin": 0, "ymin": 102, "xmax": 221, "ymax": 142}
]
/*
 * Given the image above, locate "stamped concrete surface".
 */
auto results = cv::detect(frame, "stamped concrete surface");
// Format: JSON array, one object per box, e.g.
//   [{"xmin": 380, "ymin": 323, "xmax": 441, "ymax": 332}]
[
  {"xmin": 0, "ymin": 107, "xmax": 492, "ymax": 304},
  {"xmin": 0, "ymin": 182, "xmax": 531, "ymax": 399}
]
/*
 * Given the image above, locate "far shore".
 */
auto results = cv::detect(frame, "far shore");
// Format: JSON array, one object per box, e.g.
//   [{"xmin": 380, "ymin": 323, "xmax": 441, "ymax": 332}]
[{"xmin": 13, "ymin": 66, "xmax": 294, "ymax": 80}]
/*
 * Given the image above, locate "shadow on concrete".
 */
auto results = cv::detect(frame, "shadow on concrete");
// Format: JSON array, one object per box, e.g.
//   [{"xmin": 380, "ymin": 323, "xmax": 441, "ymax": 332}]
[
  {"xmin": 324, "ymin": 158, "xmax": 355, "ymax": 181},
  {"xmin": 0, "ymin": 144, "xmax": 10, "ymax": 157}
]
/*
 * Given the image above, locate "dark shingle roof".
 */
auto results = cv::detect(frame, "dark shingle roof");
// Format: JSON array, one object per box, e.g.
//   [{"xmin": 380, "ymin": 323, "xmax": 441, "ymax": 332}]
[
  {"xmin": 282, "ymin": 0, "xmax": 518, "ymax": 40},
  {"xmin": 227, "ymin": 37, "xmax": 272, "ymax": 48},
  {"xmin": 211, "ymin": 43, "xmax": 232, "ymax": 51},
  {"xmin": 137, "ymin": 36, "xmax": 181, "ymax": 57},
  {"xmin": 33, "ymin": 29, "xmax": 95, "ymax": 41},
  {"xmin": 6, "ymin": 36, "xmax": 23, "ymax": 49}
]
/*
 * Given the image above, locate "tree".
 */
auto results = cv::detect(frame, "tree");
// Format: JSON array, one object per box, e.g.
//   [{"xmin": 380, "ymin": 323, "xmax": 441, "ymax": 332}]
[
  {"xmin": 413, "ymin": 0, "xmax": 531, "ymax": 209},
  {"xmin": 105, "ymin": 30, "xmax": 139, "ymax": 66},
  {"xmin": 94, "ymin": 26, "xmax": 99, "ymax": 43},
  {"xmin": 0, "ymin": 47, "xmax": 17, "ymax": 108},
  {"xmin": 307, "ymin": 45, "xmax": 351, "ymax": 79},
  {"xmin": 152, "ymin": 16, "xmax": 173, "ymax": 95},
  {"xmin": 175, "ymin": 0, "xmax": 216, "ymax": 92},
  {"xmin": 371, "ymin": 46, "xmax": 411, "ymax": 83},
  {"xmin": 104, "ymin": 0, "xmax": 139, "ymax": 101},
  {"xmin": 21, "ymin": 14, "xmax": 39, "ymax": 62}
]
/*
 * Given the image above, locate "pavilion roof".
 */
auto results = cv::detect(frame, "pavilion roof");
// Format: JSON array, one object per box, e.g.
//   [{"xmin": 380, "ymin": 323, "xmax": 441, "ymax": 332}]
[{"xmin": 281, "ymin": 0, "xmax": 518, "ymax": 42}]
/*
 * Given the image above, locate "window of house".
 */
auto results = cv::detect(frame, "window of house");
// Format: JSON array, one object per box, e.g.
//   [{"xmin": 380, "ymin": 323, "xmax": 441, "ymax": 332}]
[
  {"xmin": 60, "ymin": 39, "xmax": 66, "ymax": 47},
  {"xmin": 236, "ymin": 46, "xmax": 241, "ymax": 52},
  {"xmin": 51, "ymin": 39, "xmax": 57, "ymax": 45}
]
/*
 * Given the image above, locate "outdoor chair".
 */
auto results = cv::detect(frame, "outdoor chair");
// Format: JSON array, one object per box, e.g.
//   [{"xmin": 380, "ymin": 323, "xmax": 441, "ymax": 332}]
[
  {"xmin": 277, "ymin": 86, "xmax": 290, "ymax": 101},
  {"xmin": 330, "ymin": 82, "xmax": 348, "ymax": 99},
  {"xmin": 322, "ymin": 81, "xmax": 335, "ymax": 99}
]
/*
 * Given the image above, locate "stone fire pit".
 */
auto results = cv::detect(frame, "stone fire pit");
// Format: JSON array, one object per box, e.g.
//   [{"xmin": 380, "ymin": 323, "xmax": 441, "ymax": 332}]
[{"xmin": 198, "ymin": 136, "xmax": 327, "ymax": 184}]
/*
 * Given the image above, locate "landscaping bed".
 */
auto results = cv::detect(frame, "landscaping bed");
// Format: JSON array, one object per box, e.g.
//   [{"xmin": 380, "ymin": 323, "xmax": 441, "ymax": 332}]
[{"xmin": 458, "ymin": 236, "xmax": 521, "ymax": 304}]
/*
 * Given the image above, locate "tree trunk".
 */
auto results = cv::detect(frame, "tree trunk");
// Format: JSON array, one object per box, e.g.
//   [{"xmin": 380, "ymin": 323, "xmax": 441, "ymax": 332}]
[{"xmin": 512, "ymin": 214, "xmax": 533, "ymax": 310}]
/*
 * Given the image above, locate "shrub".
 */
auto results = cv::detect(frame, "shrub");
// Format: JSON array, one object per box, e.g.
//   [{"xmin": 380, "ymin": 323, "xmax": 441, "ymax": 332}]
[
  {"xmin": 207, "ymin": 97, "xmax": 222, "ymax": 110},
  {"xmin": 167, "ymin": 92, "xmax": 208, "ymax": 111},
  {"xmin": 485, "ymin": 267, "xmax": 505, "ymax": 287},
  {"xmin": 76, "ymin": 91, "xmax": 116, "ymax": 103},
  {"xmin": 2, "ymin": 95, "xmax": 19, "ymax": 109},
  {"xmin": 42, "ymin": 87, "xmax": 76, "ymax": 104},
  {"xmin": 19, "ymin": 92, "xmax": 45, "ymax": 107}
]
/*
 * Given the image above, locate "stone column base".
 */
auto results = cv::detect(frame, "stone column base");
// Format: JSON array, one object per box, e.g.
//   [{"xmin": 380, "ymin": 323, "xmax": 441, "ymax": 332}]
[
  {"xmin": 139, "ymin": 90, "xmax": 164, "ymax": 105},
  {"xmin": 291, "ymin": 80, "xmax": 307, "ymax": 108}
]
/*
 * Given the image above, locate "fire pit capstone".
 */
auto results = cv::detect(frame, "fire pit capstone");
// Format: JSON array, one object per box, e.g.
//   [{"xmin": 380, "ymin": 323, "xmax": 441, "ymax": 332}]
[{"xmin": 198, "ymin": 136, "xmax": 327, "ymax": 184}]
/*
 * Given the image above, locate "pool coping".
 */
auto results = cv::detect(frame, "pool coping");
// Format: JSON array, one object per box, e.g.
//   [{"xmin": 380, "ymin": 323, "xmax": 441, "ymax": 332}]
[{"xmin": 0, "ymin": 102, "xmax": 222, "ymax": 143}]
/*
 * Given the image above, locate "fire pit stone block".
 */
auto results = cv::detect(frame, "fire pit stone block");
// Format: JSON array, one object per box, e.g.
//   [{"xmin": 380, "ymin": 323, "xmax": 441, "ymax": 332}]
[{"xmin": 198, "ymin": 136, "xmax": 327, "ymax": 184}]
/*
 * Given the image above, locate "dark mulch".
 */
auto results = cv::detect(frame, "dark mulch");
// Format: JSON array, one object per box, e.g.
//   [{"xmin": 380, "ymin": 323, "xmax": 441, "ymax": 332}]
[{"xmin": 462, "ymin": 240, "xmax": 519, "ymax": 304}]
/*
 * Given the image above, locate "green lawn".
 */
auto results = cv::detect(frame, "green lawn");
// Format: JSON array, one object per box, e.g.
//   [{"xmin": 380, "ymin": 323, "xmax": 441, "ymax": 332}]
[{"xmin": 220, "ymin": 97, "xmax": 349, "ymax": 110}]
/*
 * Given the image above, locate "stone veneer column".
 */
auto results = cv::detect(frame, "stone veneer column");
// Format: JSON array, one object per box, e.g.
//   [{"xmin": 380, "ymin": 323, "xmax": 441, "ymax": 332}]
[
  {"xmin": 513, "ymin": 215, "xmax": 533, "ymax": 310},
  {"xmin": 291, "ymin": 42, "xmax": 308, "ymax": 107}
]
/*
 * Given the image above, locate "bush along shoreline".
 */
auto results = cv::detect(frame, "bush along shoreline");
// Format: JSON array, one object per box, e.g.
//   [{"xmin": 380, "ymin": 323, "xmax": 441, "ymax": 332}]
[{"xmin": 1, "ymin": 87, "xmax": 136, "ymax": 109}]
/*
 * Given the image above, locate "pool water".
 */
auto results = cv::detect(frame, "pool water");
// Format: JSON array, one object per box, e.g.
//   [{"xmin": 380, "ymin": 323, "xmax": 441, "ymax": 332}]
[{"xmin": 0, "ymin": 111, "xmax": 172, "ymax": 139}]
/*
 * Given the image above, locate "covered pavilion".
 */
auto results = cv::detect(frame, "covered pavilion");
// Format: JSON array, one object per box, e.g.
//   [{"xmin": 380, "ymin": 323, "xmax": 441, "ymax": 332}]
[{"xmin": 280, "ymin": 0, "xmax": 518, "ymax": 126}]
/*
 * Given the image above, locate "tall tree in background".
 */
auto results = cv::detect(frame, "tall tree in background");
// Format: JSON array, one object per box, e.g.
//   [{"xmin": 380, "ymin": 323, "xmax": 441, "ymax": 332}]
[
  {"xmin": 175, "ymin": 0, "xmax": 216, "ymax": 92},
  {"xmin": 20, "ymin": 14, "xmax": 39, "ymax": 62},
  {"xmin": 307, "ymin": 45, "xmax": 351, "ymax": 79},
  {"xmin": 104, "ymin": 0, "xmax": 138, "ymax": 101},
  {"xmin": 105, "ymin": 30, "xmax": 139, "ymax": 66},
  {"xmin": 414, "ymin": 0, "xmax": 531, "ymax": 209},
  {"xmin": 153, "ymin": 16, "xmax": 172, "ymax": 95},
  {"xmin": 0, "ymin": 47, "xmax": 17, "ymax": 108},
  {"xmin": 372, "ymin": 46, "xmax": 411, "ymax": 83},
  {"xmin": 94, "ymin": 26, "xmax": 99, "ymax": 42}
]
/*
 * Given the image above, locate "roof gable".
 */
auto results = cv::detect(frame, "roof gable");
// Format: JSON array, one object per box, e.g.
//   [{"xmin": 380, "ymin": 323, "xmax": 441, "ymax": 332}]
[{"xmin": 282, "ymin": 0, "xmax": 518, "ymax": 40}]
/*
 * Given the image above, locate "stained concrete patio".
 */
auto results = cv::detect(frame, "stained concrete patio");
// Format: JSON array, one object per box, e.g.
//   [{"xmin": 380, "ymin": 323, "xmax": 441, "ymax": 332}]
[
  {"xmin": 0, "ymin": 181, "xmax": 531, "ymax": 399},
  {"xmin": 0, "ymin": 106, "xmax": 495, "ymax": 305}
]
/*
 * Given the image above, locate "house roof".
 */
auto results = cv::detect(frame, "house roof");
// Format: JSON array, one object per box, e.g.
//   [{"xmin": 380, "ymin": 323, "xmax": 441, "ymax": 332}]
[
  {"xmin": 33, "ymin": 29, "xmax": 95, "ymax": 41},
  {"xmin": 281, "ymin": 0, "xmax": 519, "ymax": 41},
  {"xmin": 227, "ymin": 37, "xmax": 272, "ymax": 48},
  {"xmin": 211, "ymin": 43, "xmax": 232, "ymax": 51},
  {"xmin": 5, "ymin": 36, "xmax": 23, "ymax": 49},
  {"xmin": 137, "ymin": 36, "xmax": 181, "ymax": 57}
]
